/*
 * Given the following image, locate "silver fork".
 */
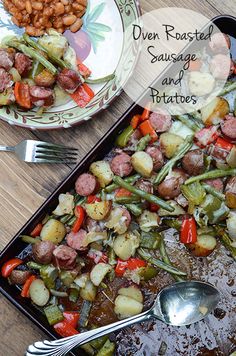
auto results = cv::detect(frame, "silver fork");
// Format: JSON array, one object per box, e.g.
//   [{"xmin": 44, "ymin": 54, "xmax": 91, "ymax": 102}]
[{"xmin": 0, "ymin": 140, "xmax": 78, "ymax": 164}]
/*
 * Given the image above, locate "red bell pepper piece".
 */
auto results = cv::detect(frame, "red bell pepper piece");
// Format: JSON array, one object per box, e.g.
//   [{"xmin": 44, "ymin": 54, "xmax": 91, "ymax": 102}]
[
  {"xmin": 194, "ymin": 126, "xmax": 219, "ymax": 147},
  {"xmin": 139, "ymin": 120, "xmax": 158, "ymax": 142},
  {"xmin": 54, "ymin": 320, "xmax": 79, "ymax": 338},
  {"xmin": 180, "ymin": 216, "xmax": 197, "ymax": 244},
  {"xmin": 115, "ymin": 188, "xmax": 132, "ymax": 198},
  {"xmin": 149, "ymin": 203, "xmax": 159, "ymax": 212},
  {"xmin": 215, "ymin": 137, "xmax": 234, "ymax": 151},
  {"xmin": 14, "ymin": 82, "xmax": 32, "ymax": 109},
  {"xmin": 72, "ymin": 206, "xmax": 85, "ymax": 233},
  {"xmin": 130, "ymin": 115, "xmax": 141, "ymax": 129},
  {"xmin": 115, "ymin": 258, "xmax": 147, "ymax": 277},
  {"xmin": 21, "ymin": 275, "xmax": 36, "ymax": 298},
  {"xmin": 63, "ymin": 311, "xmax": 80, "ymax": 329},
  {"xmin": 70, "ymin": 83, "xmax": 94, "ymax": 108},
  {"xmin": 30, "ymin": 223, "xmax": 43, "ymax": 237},
  {"xmin": 141, "ymin": 103, "xmax": 151, "ymax": 121},
  {"xmin": 77, "ymin": 58, "xmax": 91, "ymax": 78},
  {"xmin": 87, "ymin": 195, "xmax": 101, "ymax": 204},
  {"xmin": 1, "ymin": 258, "xmax": 23, "ymax": 278}
]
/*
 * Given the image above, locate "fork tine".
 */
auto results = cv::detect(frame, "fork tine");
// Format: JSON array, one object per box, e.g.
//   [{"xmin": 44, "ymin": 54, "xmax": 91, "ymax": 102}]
[
  {"xmin": 34, "ymin": 158, "xmax": 78, "ymax": 164},
  {"xmin": 35, "ymin": 148, "xmax": 78, "ymax": 156},
  {"xmin": 36, "ymin": 142, "xmax": 78, "ymax": 151},
  {"xmin": 35, "ymin": 153, "xmax": 77, "ymax": 161}
]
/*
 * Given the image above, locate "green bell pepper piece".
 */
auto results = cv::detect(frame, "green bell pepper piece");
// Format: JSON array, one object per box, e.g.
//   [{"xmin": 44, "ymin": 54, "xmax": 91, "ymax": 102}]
[
  {"xmin": 96, "ymin": 339, "xmax": 115, "ymax": 356},
  {"xmin": 140, "ymin": 231, "xmax": 161, "ymax": 249},
  {"xmin": 44, "ymin": 305, "xmax": 64, "ymax": 325},
  {"xmin": 201, "ymin": 194, "xmax": 230, "ymax": 224},
  {"xmin": 40, "ymin": 265, "xmax": 58, "ymax": 289},
  {"xmin": 116, "ymin": 125, "xmax": 134, "ymax": 147}
]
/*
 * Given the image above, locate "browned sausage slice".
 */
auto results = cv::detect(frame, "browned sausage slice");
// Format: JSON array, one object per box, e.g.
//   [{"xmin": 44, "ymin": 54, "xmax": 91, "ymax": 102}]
[
  {"xmin": 221, "ymin": 116, "xmax": 236, "ymax": 140},
  {"xmin": 110, "ymin": 153, "xmax": 133, "ymax": 177},
  {"xmin": 120, "ymin": 207, "xmax": 131, "ymax": 227},
  {"xmin": 225, "ymin": 176, "xmax": 236, "ymax": 208},
  {"xmin": 135, "ymin": 178, "xmax": 153, "ymax": 194},
  {"xmin": 182, "ymin": 149, "xmax": 205, "ymax": 176},
  {"xmin": 30, "ymin": 86, "xmax": 54, "ymax": 107},
  {"xmin": 157, "ymin": 176, "xmax": 181, "ymax": 199},
  {"xmin": 53, "ymin": 245, "xmax": 77, "ymax": 270},
  {"xmin": 9, "ymin": 270, "xmax": 31, "ymax": 285},
  {"xmin": 0, "ymin": 48, "xmax": 14, "ymax": 70},
  {"xmin": 149, "ymin": 110, "xmax": 172, "ymax": 132},
  {"xmin": 57, "ymin": 68, "xmax": 82, "ymax": 93},
  {"xmin": 14, "ymin": 53, "xmax": 32, "ymax": 77},
  {"xmin": 66, "ymin": 229, "xmax": 87, "ymax": 251},
  {"xmin": 32, "ymin": 240, "xmax": 56, "ymax": 265},
  {"xmin": 145, "ymin": 146, "xmax": 164, "ymax": 171},
  {"xmin": 75, "ymin": 173, "xmax": 97, "ymax": 196},
  {"xmin": 0, "ymin": 68, "xmax": 13, "ymax": 93}
]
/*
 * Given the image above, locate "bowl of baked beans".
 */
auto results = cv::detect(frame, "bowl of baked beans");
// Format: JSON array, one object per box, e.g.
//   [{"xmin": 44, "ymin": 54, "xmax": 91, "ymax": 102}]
[{"xmin": 3, "ymin": 0, "xmax": 87, "ymax": 37}]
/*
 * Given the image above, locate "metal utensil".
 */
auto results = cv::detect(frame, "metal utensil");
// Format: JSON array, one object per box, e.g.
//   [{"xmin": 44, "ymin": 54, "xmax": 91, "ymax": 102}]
[
  {"xmin": 0, "ymin": 140, "xmax": 78, "ymax": 164},
  {"xmin": 26, "ymin": 281, "xmax": 220, "ymax": 356}
]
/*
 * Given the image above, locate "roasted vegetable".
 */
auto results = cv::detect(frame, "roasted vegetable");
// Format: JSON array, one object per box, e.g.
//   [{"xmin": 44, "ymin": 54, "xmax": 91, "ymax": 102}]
[
  {"xmin": 90, "ymin": 263, "xmax": 112, "ymax": 286},
  {"xmin": 52, "ymin": 193, "xmax": 74, "ymax": 216},
  {"xmin": 29, "ymin": 279, "xmax": 50, "ymax": 306},
  {"xmin": 44, "ymin": 305, "xmax": 64, "ymax": 326},
  {"xmin": 40, "ymin": 219, "xmax": 66, "ymax": 244},
  {"xmin": 138, "ymin": 210, "xmax": 159, "ymax": 232},
  {"xmin": 160, "ymin": 132, "xmax": 184, "ymax": 158},
  {"xmin": 114, "ymin": 294, "xmax": 143, "ymax": 319},
  {"xmin": 85, "ymin": 201, "xmax": 111, "ymax": 221},
  {"xmin": 113, "ymin": 232, "xmax": 140, "ymax": 260},
  {"xmin": 181, "ymin": 182, "xmax": 206, "ymax": 213},
  {"xmin": 131, "ymin": 151, "xmax": 153, "ymax": 177},
  {"xmin": 187, "ymin": 234, "xmax": 217, "ymax": 257},
  {"xmin": 118, "ymin": 286, "xmax": 143, "ymax": 303},
  {"xmin": 80, "ymin": 280, "xmax": 97, "ymax": 302},
  {"xmin": 200, "ymin": 97, "xmax": 229, "ymax": 126},
  {"xmin": 90, "ymin": 161, "xmax": 113, "ymax": 187},
  {"xmin": 188, "ymin": 72, "xmax": 215, "ymax": 96}
]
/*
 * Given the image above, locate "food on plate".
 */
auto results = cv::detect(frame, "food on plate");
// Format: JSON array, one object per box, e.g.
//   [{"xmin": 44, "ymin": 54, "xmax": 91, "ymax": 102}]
[
  {"xmin": 0, "ymin": 30, "xmax": 114, "ymax": 112},
  {"xmin": 1, "ymin": 32, "xmax": 236, "ymax": 355},
  {"xmin": 3, "ymin": 0, "xmax": 87, "ymax": 36}
]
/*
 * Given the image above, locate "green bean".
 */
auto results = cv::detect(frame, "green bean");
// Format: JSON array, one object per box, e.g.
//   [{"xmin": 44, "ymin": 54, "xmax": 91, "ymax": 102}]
[
  {"xmin": 159, "ymin": 239, "xmax": 184, "ymax": 282},
  {"xmin": 161, "ymin": 218, "xmax": 181, "ymax": 230},
  {"xmin": 67, "ymin": 216, "xmax": 76, "ymax": 226},
  {"xmin": 219, "ymin": 81, "xmax": 236, "ymax": 96},
  {"xmin": 138, "ymin": 248, "xmax": 187, "ymax": 276},
  {"xmin": 113, "ymin": 176, "xmax": 174, "ymax": 212},
  {"xmin": 185, "ymin": 168, "xmax": 236, "ymax": 185},
  {"xmin": 176, "ymin": 115, "xmax": 200, "ymax": 131},
  {"xmin": 60, "ymin": 214, "xmax": 73, "ymax": 224},
  {"xmin": 136, "ymin": 134, "xmax": 151, "ymax": 151},
  {"xmin": 21, "ymin": 235, "xmax": 40, "ymax": 244},
  {"xmin": 153, "ymin": 136, "xmax": 193, "ymax": 185},
  {"xmin": 104, "ymin": 174, "xmax": 140, "ymax": 193},
  {"xmin": 75, "ymin": 196, "xmax": 87, "ymax": 205},
  {"xmin": 124, "ymin": 203, "xmax": 143, "ymax": 216},
  {"xmin": 27, "ymin": 261, "xmax": 43, "ymax": 270},
  {"xmin": 202, "ymin": 183, "xmax": 225, "ymax": 201},
  {"xmin": 215, "ymin": 226, "xmax": 236, "ymax": 261},
  {"xmin": 8, "ymin": 41, "xmax": 57, "ymax": 75},
  {"xmin": 23, "ymin": 33, "xmax": 69, "ymax": 69},
  {"xmin": 114, "ymin": 195, "xmax": 141, "ymax": 204},
  {"xmin": 50, "ymin": 289, "xmax": 68, "ymax": 298},
  {"xmin": 85, "ymin": 73, "xmax": 115, "ymax": 84}
]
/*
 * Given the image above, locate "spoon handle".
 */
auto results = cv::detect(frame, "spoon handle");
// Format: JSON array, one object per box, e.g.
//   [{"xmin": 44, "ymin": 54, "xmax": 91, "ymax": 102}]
[{"xmin": 26, "ymin": 310, "xmax": 152, "ymax": 356}]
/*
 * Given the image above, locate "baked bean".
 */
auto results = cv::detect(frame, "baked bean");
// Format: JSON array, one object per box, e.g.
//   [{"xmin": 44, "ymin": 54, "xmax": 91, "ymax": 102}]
[
  {"xmin": 64, "ymin": 4, "xmax": 71, "ymax": 12},
  {"xmin": 70, "ymin": 17, "xmax": 82, "ymax": 32},
  {"xmin": 25, "ymin": 0, "xmax": 32, "ymax": 14},
  {"xmin": 12, "ymin": 0, "xmax": 25, "ymax": 10},
  {"xmin": 43, "ymin": 7, "xmax": 53, "ymax": 16},
  {"xmin": 32, "ymin": 2, "xmax": 43, "ymax": 11},
  {"xmin": 55, "ymin": 2, "xmax": 65, "ymax": 15},
  {"xmin": 76, "ymin": 0, "xmax": 87, "ymax": 5},
  {"xmin": 76, "ymin": 9, "xmax": 86, "ymax": 17},
  {"xmin": 11, "ymin": 16, "xmax": 20, "ymax": 26},
  {"xmin": 61, "ymin": 0, "xmax": 69, "ymax": 5},
  {"xmin": 62, "ymin": 14, "xmax": 76, "ymax": 26},
  {"xmin": 26, "ymin": 25, "xmax": 44, "ymax": 36}
]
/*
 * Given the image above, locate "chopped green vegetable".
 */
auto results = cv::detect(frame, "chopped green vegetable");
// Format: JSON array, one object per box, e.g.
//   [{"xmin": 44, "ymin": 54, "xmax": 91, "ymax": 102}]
[
  {"xmin": 162, "ymin": 218, "xmax": 181, "ymax": 230},
  {"xmin": 201, "ymin": 194, "xmax": 229, "ymax": 224},
  {"xmin": 202, "ymin": 183, "xmax": 225, "ymax": 201},
  {"xmin": 79, "ymin": 300, "xmax": 93, "ymax": 328},
  {"xmin": 138, "ymin": 265, "xmax": 158, "ymax": 281},
  {"xmin": 185, "ymin": 168, "xmax": 236, "ymax": 185},
  {"xmin": 59, "ymin": 270, "xmax": 78, "ymax": 287},
  {"xmin": 27, "ymin": 261, "xmax": 43, "ymax": 270},
  {"xmin": 116, "ymin": 125, "xmax": 134, "ymax": 148},
  {"xmin": 44, "ymin": 305, "xmax": 64, "ymax": 326},
  {"xmin": 50, "ymin": 289, "xmax": 68, "ymax": 297},
  {"xmin": 40, "ymin": 265, "xmax": 58, "ymax": 290},
  {"xmin": 21, "ymin": 235, "xmax": 40, "ymax": 244},
  {"xmin": 96, "ymin": 339, "xmax": 115, "ymax": 356},
  {"xmin": 114, "ymin": 195, "xmax": 141, "ymax": 204},
  {"xmin": 176, "ymin": 115, "xmax": 201, "ymax": 131},
  {"xmin": 219, "ymin": 80, "xmax": 236, "ymax": 96},
  {"xmin": 124, "ymin": 203, "xmax": 143, "ymax": 216},
  {"xmin": 69, "ymin": 288, "xmax": 79, "ymax": 303},
  {"xmin": 181, "ymin": 182, "xmax": 206, "ymax": 213},
  {"xmin": 159, "ymin": 238, "xmax": 184, "ymax": 282},
  {"xmin": 215, "ymin": 226, "xmax": 236, "ymax": 261},
  {"xmin": 60, "ymin": 214, "xmax": 73, "ymax": 224},
  {"xmin": 140, "ymin": 231, "xmax": 161, "ymax": 249},
  {"xmin": 136, "ymin": 134, "xmax": 151, "ymax": 151},
  {"xmin": 104, "ymin": 174, "xmax": 140, "ymax": 193}
]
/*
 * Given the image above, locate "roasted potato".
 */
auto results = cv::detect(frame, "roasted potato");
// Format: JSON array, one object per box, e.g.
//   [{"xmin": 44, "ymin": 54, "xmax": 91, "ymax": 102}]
[
  {"xmin": 113, "ymin": 232, "xmax": 140, "ymax": 260},
  {"xmin": 201, "ymin": 97, "xmax": 229, "ymax": 126},
  {"xmin": 118, "ymin": 286, "xmax": 143, "ymax": 303},
  {"xmin": 80, "ymin": 280, "xmax": 97, "ymax": 302},
  {"xmin": 188, "ymin": 71, "xmax": 215, "ymax": 96},
  {"xmin": 29, "ymin": 279, "xmax": 50, "ymax": 306},
  {"xmin": 40, "ymin": 219, "xmax": 66, "ymax": 244},
  {"xmin": 85, "ymin": 201, "xmax": 111, "ymax": 221},
  {"xmin": 114, "ymin": 295, "xmax": 143, "ymax": 319},
  {"xmin": 160, "ymin": 133, "xmax": 184, "ymax": 158},
  {"xmin": 131, "ymin": 151, "xmax": 153, "ymax": 177},
  {"xmin": 187, "ymin": 234, "xmax": 217, "ymax": 257},
  {"xmin": 90, "ymin": 263, "xmax": 112, "ymax": 286},
  {"xmin": 90, "ymin": 161, "xmax": 113, "ymax": 187}
]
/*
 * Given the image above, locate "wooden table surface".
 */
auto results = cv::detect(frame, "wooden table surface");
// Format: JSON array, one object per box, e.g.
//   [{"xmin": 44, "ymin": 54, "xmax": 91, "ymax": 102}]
[{"xmin": 0, "ymin": 0, "xmax": 235, "ymax": 354}]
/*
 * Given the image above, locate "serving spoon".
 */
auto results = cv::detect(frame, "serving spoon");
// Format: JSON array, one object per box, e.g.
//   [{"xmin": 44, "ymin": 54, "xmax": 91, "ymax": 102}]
[{"xmin": 26, "ymin": 281, "xmax": 220, "ymax": 356}]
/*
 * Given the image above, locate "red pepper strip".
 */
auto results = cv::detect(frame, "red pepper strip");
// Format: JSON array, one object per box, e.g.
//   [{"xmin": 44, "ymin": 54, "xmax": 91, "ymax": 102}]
[
  {"xmin": 70, "ymin": 83, "xmax": 95, "ymax": 108},
  {"xmin": 21, "ymin": 275, "xmax": 36, "ymax": 298},
  {"xmin": 30, "ymin": 223, "xmax": 43, "ymax": 237},
  {"xmin": 77, "ymin": 58, "xmax": 91, "ymax": 78},
  {"xmin": 188, "ymin": 59, "xmax": 202, "ymax": 71},
  {"xmin": 63, "ymin": 311, "xmax": 80, "ymax": 329},
  {"xmin": 139, "ymin": 120, "xmax": 158, "ymax": 142},
  {"xmin": 87, "ymin": 195, "xmax": 101, "ymax": 204},
  {"xmin": 141, "ymin": 102, "xmax": 151, "ymax": 121},
  {"xmin": 115, "ymin": 258, "xmax": 147, "ymax": 277},
  {"xmin": 180, "ymin": 216, "xmax": 197, "ymax": 244},
  {"xmin": 149, "ymin": 203, "xmax": 159, "ymax": 212},
  {"xmin": 54, "ymin": 320, "xmax": 79, "ymax": 338},
  {"xmin": 115, "ymin": 188, "xmax": 132, "ymax": 198},
  {"xmin": 1, "ymin": 258, "xmax": 23, "ymax": 278},
  {"xmin": 88, "ymin": 251, "xmax": 108, "ymax": 264},
  {"xmin": 130, "ymin": 115, "xmax": 141, "ymax": 129},
  {"xmin": 194, "ymin": 126, "xmax": 219, "ymax": 147},
  {"xmin": 72, "ymin": 206, "xmax": 85, "ymax": 233},
  {"xmin": 14, "ymin": 82, "xmax": 32, "ymax": 109},
  {"xmin": 215, "ymin": 137, "xmax": 234, "ymax": 151}
]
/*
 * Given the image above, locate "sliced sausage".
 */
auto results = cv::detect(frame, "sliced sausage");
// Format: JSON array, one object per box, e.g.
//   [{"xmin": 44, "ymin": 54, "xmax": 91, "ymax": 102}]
[
  {"xmin": 225, "ymin": 176, "xmax": 236, "ymax": 208},
  {"xmin": 34, "ymin": 69, "xmax": 56, "ymax": 87},
  {"xmin": 157, "ymin": 176, "xmax": 182, "ymax": 199},
  {"xmin": 0, "ymin": 68, "xmax": 13, "ymax": 93},
  {"xmin": 57, "ymin": 68, "xmax": 82, "ymax": 93},
  {"xmin": 110, "ymin": 153, "xmax": 133, "ymax": 177},
  {"xmin": 221, "ymin": 116, "xmax": 236, "ymax": 141},
  {"xmin": 85, "ymin": 217, "xmax": 103, "ymax": 232},
  {"xmin": 53, "ymin": 245, "xmax": 77, "ymax": 270},
  {"xmin": 209, "ymin": 54, "xmax": 234, "ymax": 80},
  {"xmin": 29, "ymin": 86, "xmax": 54, "ymax": 107},
  {"xmin": 203, "ymin": 178, "xmax": 224, "ymax": 192},
  {"xmin": 207, "ymin": 144, "xmax": 229, "ymax": 162},
  {"xmin": 209, "ymin": 33, "xmax": 231, "ymax": 53},
  {"xmin": 66, "ymin": 229, "xmax": 87, "ymax": 251},
  {"xmin": 75, "ymin": 173, "xmax": 97, "ymax": 196},
  {"xmin": 135, "ymin": 178, "xmax": 153, "ymax": 194},
  {"xmin": 9, "ymin": 270, "xmax": 31, "ymax": 285},
  {"xmin": 149, "ymin": 110, "xmax": 172, "ymax": 132},
  {"xmin": 145, "ymin": 146, "xmax": 164, "ymax": 171},
  {"xmin": 120, "ymin": 207, "xmax": 131, "ymax": 227},
  {"xmin": 0, "ymin": 48, "xmax": 14, "ymax": 70},
  {"xmin": 14, "ymin": 53, "xmax": 32, "ymax": 77},
  {"xmin": 32, "ymin": 240, "xmax": 56, "ymax": 265},
  {"xmin": 182, "ymin": 149, "xmax": 205, "ymax": 176}
]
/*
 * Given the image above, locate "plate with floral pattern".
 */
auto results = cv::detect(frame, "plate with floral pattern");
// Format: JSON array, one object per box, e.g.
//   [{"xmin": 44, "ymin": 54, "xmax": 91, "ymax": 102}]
[{"xmin": 0, "ymin": 0, "xmax": 141, "ymax": 129}]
